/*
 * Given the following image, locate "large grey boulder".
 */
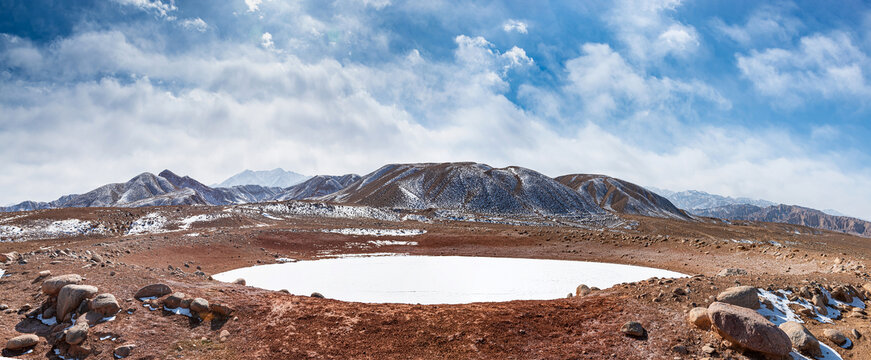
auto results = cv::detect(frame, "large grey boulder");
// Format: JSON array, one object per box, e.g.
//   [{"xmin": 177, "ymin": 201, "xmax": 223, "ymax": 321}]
[
  {"xmin": 708, "ymin": 302, "xmax": 791, "ymax": 357},
  {"xmin": 89, "ymin": 293, "xmax": 120, "ymax": 316},
  {"xmin": 5, "ymin": 334, "xmax": 38, "ymax": 350},
  {"xmin": 134, "ymin": 283, "xmax": 172, "ymax": 299},
  {"xmin": 716, "ymin": 286, "xmax": 760, "ymax": 309},
  {"xmin": 57, "ymin": 284, "xmax": 98, "ymax": 321},
  {"xmin": 65, "ymin": 315, "xmax": 89, "ymax": 345}
]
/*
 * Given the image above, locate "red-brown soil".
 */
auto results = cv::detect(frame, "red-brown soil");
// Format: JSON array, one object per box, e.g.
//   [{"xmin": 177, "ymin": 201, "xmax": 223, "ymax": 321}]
[{"xmin": 1, "ymin": 206, "xmax": 870, "ymax": 359}]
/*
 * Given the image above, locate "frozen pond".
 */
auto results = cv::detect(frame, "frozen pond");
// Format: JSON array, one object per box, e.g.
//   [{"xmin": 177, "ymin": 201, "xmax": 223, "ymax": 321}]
[{"xmin": 214, "ymin": 255, "xmax": 686, "ymax": 304}]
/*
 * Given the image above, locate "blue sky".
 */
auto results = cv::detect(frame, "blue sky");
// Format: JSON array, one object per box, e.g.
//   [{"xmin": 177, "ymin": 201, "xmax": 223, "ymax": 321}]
[{"xmin": 2, "ymin": 0, "xmax": 871, "ymax": 219}]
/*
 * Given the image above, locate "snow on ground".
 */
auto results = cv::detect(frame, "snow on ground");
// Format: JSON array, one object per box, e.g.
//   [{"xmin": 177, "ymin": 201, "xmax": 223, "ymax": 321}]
[
  {"xmin": 401, "ymin": 214, "xmax": 430, "ymax": 222},
  {"xmin": 179, "ymin": 213, "xmax": 229, "ymax": 229},
  {"xmin": 214, "ymin": 255, "xmax": 687, "ymax": 305},
  {"xmin": 322, "ymin": 228, "xmax": 426, "ymax": 237},
  {"xmin": 757, "ymin": 289, "xmax": 838, "ymax": 324},
  {"xmin": 790, "ymin": 343, "xmax": 844, "ymax": 360},
  {"xmin": 126, "ymin": 213, "xmax": 168, "ymax": 235},
  {"xmin": 367, "ymin": 240, "xmax": 418, "ymax": 246},
  {"xmin": 237, "ymin": 202, "xmax": 400, "ymax": 222},
  {"xmin": 0, "ymin": 219, "xmax": 106, "ymax": 241},
  {"xmin": 164, "ymin": 306, "xmax": 193, "ymax": 317}
]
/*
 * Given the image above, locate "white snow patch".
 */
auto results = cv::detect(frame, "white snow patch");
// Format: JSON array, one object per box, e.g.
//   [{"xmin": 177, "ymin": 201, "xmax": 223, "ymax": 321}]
[
  {"xmin": 276, "ymin": 258, "xmax": 297, "ymax": 263},
  {"xmin": 401, "ymin": 214, "xmax": 430, "ymax": 223},
  {"xmin": 179, "ymin": 213, "xmax": 228, "ymax": 229},
  {"xmin": 367, "ymin": 240, "xmax": 418, "ymax": 246},
  {"xmin": 164, "ymin": 306, "xmax": 193, "ymax": 317},
  {"xmin": 214, "ymin": 255, "xmax": 687, "ymax": 305},
  {"xmin": 1, "ymin": 219, "xmax": 106, "ymax": 240},
  {"xmin": 37, "ymin": 314, "xmax": 57, "ymax": 326},
  {"xmin": 323, "ymin": 228, "xmax": 426, "ymax": 237},
  {"xmin": 126, "ymin": 213, "xmax": 168, "ymax": 235},
  {"xmin": 185, "ymin": 232, "xmax": 201, "ymax": 237},
  {"xmin": 790, "ymin": 343, "xmax": 844, "ymax": 360}
]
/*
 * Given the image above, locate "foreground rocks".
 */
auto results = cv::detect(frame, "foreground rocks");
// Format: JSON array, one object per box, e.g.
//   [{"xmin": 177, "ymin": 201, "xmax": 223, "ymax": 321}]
[
  {"xmin": 779, "ymin": 321, "xmax": 821, "ymax": 358},
  {"xmin": 707, "ymin": 302, "xmax": 791, "ymax": 357},
  {"xmin": 5, "ymin": 334, "xmax": 38, "ymax": 350},
  {"xmin": 715, "ymin": 286, "xmax": 760, "ymax": 309},
  {"xmin": 620, "ymin": 321, "xmax": 645, "ymax": 337}
]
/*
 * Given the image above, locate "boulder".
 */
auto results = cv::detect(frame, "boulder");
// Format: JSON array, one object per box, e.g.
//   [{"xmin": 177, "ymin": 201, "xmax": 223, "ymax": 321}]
[
  {"xmin": 134, "ymin": 283, "xmax": 172, "ymax": 299},
  {"xmin": 831, "ymin": 286, "xmax": 854, "ymax": 303},
  {"xmin": 620, "ymin": 321, "xmax": 645, "ymax": 337},
  {"xmin": 65, "ymin": 315, "xmax": 89, "ymax": 345},
  {"xmin": 37, "ymin": 270, "xmax": 51, "ymax": 278},
  {"xmin": 190, "ymin": 298, "xmax": 209, "ymax": 314},
  {"xmin": 209, "ymin": 303, "xmax": 233, "ymax": 317},
  {"xmin": 164, "ymin": 292, "xmax": 186, "ymax": 309},
  {"xmin": 114, "ymin": 344, "xmax": 136, "ymax": 358},
  {"xmin": 57, "ymin": 284, "xmax": 98, "ymax": 321},
  {"xmin": 233, "ymin": 278, "xmax": 246, "ymax": 285},
  {"xmin": 707, "ymin": 302, "xmax": 791, "ymax": 357},
  {"xmin": 716, "ymin": 286, "xmax": 760, "ymax": 309},
  {"xmin": 687, "ymin": 307, "xmax": 711, "ymax": 330},
  {"xmin": 778, "ymin": 321, "xmax": 821, "ymax": 358},
  {"xmin": 576, "ymin": 284, "xmax": 592, "ymax": 296},
  {"xmin": 5, "ymin": 334, "xmax": 38, "ymax": 350},
  {"xmin": 90, "ymin": 293, "xmax": 120, "ymax": 317},
  {"xmin": 717, "ymin": 268, "xmax": 747, "ymax": 277},
  {"xmin": 311, "ymin": 292, "xmax": 325, "ymax": 298},
  {"xmin": 42, "ymin": 274, "xmax": 83, "ymax": 296},
  {"xmin": 823, "ymin": 329, "xmax": 848, "ymax": 346}
]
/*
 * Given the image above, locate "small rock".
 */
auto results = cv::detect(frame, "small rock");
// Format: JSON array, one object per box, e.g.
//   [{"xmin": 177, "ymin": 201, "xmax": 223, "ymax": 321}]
[
  {"xmin": 716, "ymin": 286, "xmax": 760, "ymax": 309},
  {"xmin": 687, "ymin": 307, "xmax": 711, "ymax": 330},
  {"xmin": 65, "ymin": 315, "xmax": 89, "ymax": 345},
  {"xmin": 852, "ymin": 328, "xmax": 862, "ymax": 339},
  {"xmin": 0, "ymin": 304, "xmax": 8, "ymax": 311},
  {"xmin": 311, "ymin": 292, "xmax": 325, "ymax": 298},
  {"xmin": 134, "ymin": 283, "xmax": 172, "ymax": 299},
  {"xmin": 620, "ymin": 321, "xmax": 644, "ymax": 337},
  {"xmin": 671, "ymin": 345, "xmax": 688, "ymax": 355},
  {"xmin": 219, "ymin": 330, "xmax": 230, "ymax": 342},
  {"xmin": 701, "ymin": 344, "xmax": 716, "ymax": 355},
  {"xmin": 190, "ymin": 298, "xmax": 209, "ymax": 314},
  {"xmin": 114, "ymin": 344, "xmax": 136, "ymax": 358},
  {"xmin": 5, "ymin": 334, "xmax": 38, "ymax": 350},
  {"xmin": 90, "ymin": 293, "xmax": 120, "ymax": 316},
  {"xmin": 233, "ymin": 278, "xmax": 246, "ymax": 285},
  {"xmin": 823, "ymin": 329, "xmax": 848, "ymax": 346},
  {"xmin": 576, "ymin": 284, "xmax": 592, "ymax": 296},
  {"xmin": 717, "ymin": 268, "xmax": 747, "ymax": 277},
  {"xmin": 37, "ymin": 270, "xmax": 51, "ymax": 278},
  {"xmin": 209, "ymin": 303, "xmax": 233, "ymax": 317},
  {"xmin": 164, "ymin": 292, "xmax": 186, "ymax": 308}
]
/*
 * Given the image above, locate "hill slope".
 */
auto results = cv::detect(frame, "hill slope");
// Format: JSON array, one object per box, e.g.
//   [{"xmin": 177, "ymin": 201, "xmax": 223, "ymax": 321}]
[
  {"xmin": 321, "ymin": 162, "xmax": 604, "ymax": 216},
  {"xmin": 658, "ymin": 189, "xmax": 774, "ymax": 211},
  {"xmin": 555, "ymin": 174, "xmax": 689, "ymax": 219},
  {"xmin": 274, "ymin": 174, "xmax": 361, "ymax": 201},
  {"xmin": 694, "ymin": 204, "xmax": 871, "ymax": 237}
]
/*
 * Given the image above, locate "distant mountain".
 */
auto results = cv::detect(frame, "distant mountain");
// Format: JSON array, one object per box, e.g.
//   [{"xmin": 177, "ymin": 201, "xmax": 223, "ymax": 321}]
[
  {"xmin": 555, "ymin": 174, "xmax": 689, "ymax": 219},
  {"xmin": 321, "ymin": 162, "xmax": 604, "ymax": 216},
  {"xmin": 655, "ymin": 189, "xmax": 775, "ymax": 211},
  {"xmin": 160, "ymin": 170, "xmax": 282, "ymax": 204},
  {"xmin": 2, "ymin": 172, "xmax": 208, "ymax": 211},
  {"xmin": 693, "ymin": 204, "xmax": 871, "ymax": 237},
  {"xmin": 274, "ymin": 174, "xmax": 361, "ymax": 201},
  {"xmin": 216, "ymin": 168, "xmax": 309, "ymax": 188}
]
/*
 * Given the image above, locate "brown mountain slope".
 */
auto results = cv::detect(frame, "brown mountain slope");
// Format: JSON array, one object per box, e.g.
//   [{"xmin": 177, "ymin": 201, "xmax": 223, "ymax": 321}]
[{"xmin": 555, "ymin": 174, "xmax": 690, "ymax": 220}]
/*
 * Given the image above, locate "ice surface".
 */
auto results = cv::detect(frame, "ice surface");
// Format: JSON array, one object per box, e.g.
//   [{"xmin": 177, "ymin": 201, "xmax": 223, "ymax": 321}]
[
  {"xmin": 322, "ymin": 228, "xmax": 426, "ymax": 237},
  {"xmin": 164, "ymin": 306, "xmax": 193, "ymax": 317},
  {"xmin": 214, "ymin": 255, "xmax": 687, "ymax": 305}
]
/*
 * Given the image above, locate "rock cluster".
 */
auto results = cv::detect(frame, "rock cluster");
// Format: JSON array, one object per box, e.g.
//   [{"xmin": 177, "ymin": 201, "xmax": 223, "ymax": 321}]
[
  {"xmin": 135, "ymin": 283, "xmax": 235, "ymax": 321},
  {"xmin": 2, "ymin": 273, "xmax": 121, "ymax": 357}
]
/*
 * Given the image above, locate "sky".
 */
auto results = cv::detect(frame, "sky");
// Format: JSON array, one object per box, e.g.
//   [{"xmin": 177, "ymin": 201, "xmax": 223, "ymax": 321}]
[{"xmin": 1, "ymin": 0, "xmax": 871, "ymax": 219}]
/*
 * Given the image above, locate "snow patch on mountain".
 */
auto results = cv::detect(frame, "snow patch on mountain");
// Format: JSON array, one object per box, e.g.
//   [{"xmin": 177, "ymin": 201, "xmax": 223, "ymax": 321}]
[{"xmin": 216, "ymin": 168, "xmax": 310, "ymax": 188}]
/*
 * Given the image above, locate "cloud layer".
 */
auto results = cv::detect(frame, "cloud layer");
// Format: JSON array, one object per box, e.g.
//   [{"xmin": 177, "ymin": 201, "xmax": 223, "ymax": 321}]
[{"xmin": 2, "ymin": 0, "xmax": 871, "ymax": 220}]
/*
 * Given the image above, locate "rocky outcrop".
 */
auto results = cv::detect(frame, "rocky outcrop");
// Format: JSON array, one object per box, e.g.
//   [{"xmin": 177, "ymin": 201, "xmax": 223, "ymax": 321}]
[{"xmin": 57, "ymin": 284, "xmax": 98, "ymax": 321}]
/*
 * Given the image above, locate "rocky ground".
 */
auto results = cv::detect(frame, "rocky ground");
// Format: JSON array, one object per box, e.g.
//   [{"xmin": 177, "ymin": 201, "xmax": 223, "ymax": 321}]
[{"xmin": 1, "ymin": 203, "xmax": 871, "ymax": 359}]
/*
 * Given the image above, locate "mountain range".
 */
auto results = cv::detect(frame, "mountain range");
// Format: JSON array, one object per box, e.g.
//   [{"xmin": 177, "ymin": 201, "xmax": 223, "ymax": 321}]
[{"xmin": 3, "ymin": 162, "xmax": 869, "ymax": 237}]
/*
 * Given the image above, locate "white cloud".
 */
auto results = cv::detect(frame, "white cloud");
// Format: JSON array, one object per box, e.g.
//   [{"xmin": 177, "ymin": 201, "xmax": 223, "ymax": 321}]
[
  {"xmin": 711, "ymin": 5, "xmax": 802, "ymax": 46},
  {"xmin": 606, "ymin": 0, "xmax": 699, "ymax": 62},
  {"xmin": 113, "ymin": 0, "xmax": 177, "ymax": 19},
  {"xmin": 261, "ymin": 32, "xmax": 275, "ymax": 50},
  {"xmin": 503, "ymin": 19, "xmax": 528, "ymax": 34},
  {"xmin": 180, "ymin": 18, "xmax": 208, "ymax": 32},
  {"xmin": 737, "ymin": 32, "xmax": 871, "ymax": 105},
  {"xmin": 245, "ymin": 0, "xmax": 263, "ymax": 12}
]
